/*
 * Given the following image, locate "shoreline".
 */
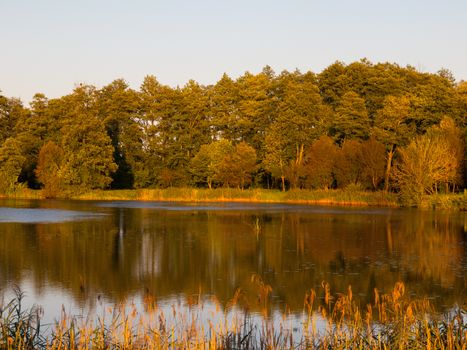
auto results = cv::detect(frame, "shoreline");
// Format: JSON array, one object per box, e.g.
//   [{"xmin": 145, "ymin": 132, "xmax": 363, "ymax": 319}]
[
  {"xmin": 78, "ymin": 188, "xmax": 400, "ymax": 208},
  {"xmin": 2, "ymin": 187, "xmax": 465, "ymax": 210}
]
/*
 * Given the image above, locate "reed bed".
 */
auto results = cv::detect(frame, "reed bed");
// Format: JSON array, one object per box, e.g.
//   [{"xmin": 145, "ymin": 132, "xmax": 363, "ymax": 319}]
[
  {"xmin": 74, "ymin": 188, "xmax": 399, "ymax": 207},
  {"xmin": 1, "ymin": 281, "xmax": 465, "ymax": 349},
  {"xmin": 4, "ymin": 188, "xmax": 467, "ymax": 210}
]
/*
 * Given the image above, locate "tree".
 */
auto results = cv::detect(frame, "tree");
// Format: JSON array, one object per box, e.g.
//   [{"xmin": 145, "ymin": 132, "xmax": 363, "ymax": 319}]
[
  {"xmin": 210, "ymin": 73, "xmax": 240, "ymax": 141},
  {"xmin": 139, "ymin": 75, "xmax": 177, "ymax": 186},
  {"xmin": 331, "ymin": 91, "xmax": 370, "ymax": 143},
  {"xmin": 333, "ymin": 139, "xmax": 362, "ymax": 188},
  {"xmin": 317, "ymin": 61, "xmax": 349, "ymax": 107},
  {"xmin": 263, "ymin": 70, "xmax": 328, "ymax": 190},
  {"xmin": 97, "ymin": 79, "xmax": 144, "ymax": 188},
  {"xmin": 61, "ymin": 115, "xmax": 117, "ymax": 191},
  {"xmin": 0, "ymin": 138, "xmax": 25, "ymax": 193},
  {"xmin": 0, "ymin": 95, "xmax": 26, "ymax": 144},
  {"xmin": 219, "ymin": 142, "xmax": 257, "ymax": 189},
  {"xmin": 303, "ymin": 136, "xmax": 338, "ymax": 189},
  {"xmin": 190, "ymin": 140, "xmax": 234, "ymax": 188},
  {"xmin": 263, "ymin": 123, "xmax": 288, "ymax": 191},
  {"xmin": 35, "ymin": 141, "xmax": 64, "ymax": 198},
  {"xmin": 360, "ymin": 137, "xmax": 386, "ymax": 190},
  {"xmin": 236, "ymin": 69, "xmax": 275, "ymax": 151},
  {"xmin": 373, "ymin": 95, "xmax": 414, "ymax": 191},
  {"xmin": 14, "ymin": 93, "xmax": 60, "ymax": 188},
  {"xmin": 395, "ymin": 127, "xmax": 460, "ymax": 205},
  {"xmin": 429, "ymin": 117, "xmax": 464, "ymax": 191}
]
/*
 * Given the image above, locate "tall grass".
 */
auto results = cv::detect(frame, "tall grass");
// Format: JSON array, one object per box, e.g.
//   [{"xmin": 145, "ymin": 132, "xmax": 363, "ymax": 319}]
[
  {"xmin": 1, "ymin": 282, "xmax": 465, "ymax": 349},
  {"xmin": 74, "ymin": 188, "xmax": 400, "ymax": 207},
  {"xmin": 420, "ymin": 193, "xmax": 467, "ymax": 211},
  {"xmin": 4, "ymin": 187, "xmax": 467, "ymax": 209}
]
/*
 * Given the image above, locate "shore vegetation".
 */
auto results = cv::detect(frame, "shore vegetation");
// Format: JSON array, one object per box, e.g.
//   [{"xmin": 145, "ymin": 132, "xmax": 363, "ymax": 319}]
[
  {"xmin": 0, "ymin": 282, "xmax": 465, "ymax": 349},
  {"xmin": 0, "ymin": 60, "xmax": 466, "ymax": 207}
]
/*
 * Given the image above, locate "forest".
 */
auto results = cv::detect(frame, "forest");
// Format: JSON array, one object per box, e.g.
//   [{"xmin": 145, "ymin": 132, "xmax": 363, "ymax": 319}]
[{"xmin": 0, "ymin": 59, "xmax": 466, "ymax": 205}]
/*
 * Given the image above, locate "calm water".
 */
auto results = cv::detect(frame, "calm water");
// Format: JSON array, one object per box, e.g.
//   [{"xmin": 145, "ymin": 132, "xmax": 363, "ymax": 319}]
[{"xmin": 0, "ymin": 199, "xmax": 465, "ymax": 323}]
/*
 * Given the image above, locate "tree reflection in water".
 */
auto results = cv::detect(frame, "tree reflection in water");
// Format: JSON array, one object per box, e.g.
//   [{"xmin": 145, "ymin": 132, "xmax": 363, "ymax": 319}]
[{"xmin": 0, "ymin": 200, "xmax": 464, "ymax": 317}]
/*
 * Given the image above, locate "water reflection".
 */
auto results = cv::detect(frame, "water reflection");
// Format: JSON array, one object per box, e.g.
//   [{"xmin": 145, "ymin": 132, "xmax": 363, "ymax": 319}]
[{"xmin": 0, "ymin": 199, "xmax": 465, "ymax": 317}]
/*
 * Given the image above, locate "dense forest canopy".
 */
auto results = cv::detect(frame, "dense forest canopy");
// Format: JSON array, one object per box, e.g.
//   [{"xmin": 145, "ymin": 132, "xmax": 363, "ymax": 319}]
[{"xmin": 0, "ymin": 60, "xmax": 465, "ymax": 203}]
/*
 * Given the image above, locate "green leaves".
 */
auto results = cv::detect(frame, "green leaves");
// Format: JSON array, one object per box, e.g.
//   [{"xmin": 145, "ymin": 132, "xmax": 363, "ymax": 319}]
[
  {"xmin": 0, "ymin": 60, "xmax": 465, "ymax": 195},
  {"xmin": 60, "ymin": 115, "xmax": 117, "ymax": 191},
  {"xmin": 0, "ymin": 138, "xmax": 25, "ymax": 193}
]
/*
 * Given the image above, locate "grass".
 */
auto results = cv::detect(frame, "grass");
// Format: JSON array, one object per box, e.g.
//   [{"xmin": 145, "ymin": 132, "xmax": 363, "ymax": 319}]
[
  {"xmin": 420, "ymin": 192, "xmax": 467, "ymax": 211},
  {"xmin": 4, "ymin": 187, "xmax": 467, "ymax": 210},
  {"xmin": 73, "ymin": 188, "xmax": 399, "ymax": 207},
  {"xmin": 1, "ymin": 281, "xmax": 465, "ymax": 349}
]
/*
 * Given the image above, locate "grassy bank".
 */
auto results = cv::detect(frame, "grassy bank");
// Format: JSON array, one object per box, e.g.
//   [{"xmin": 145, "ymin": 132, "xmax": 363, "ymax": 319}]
[
  {"xmin": 420, "ymin": 192, "xmax": 467, "ymax": 211},
  {"xmin": 1, "ymin": 282, "xmax": 465, "ymax": 349},
  {"xmin": 3, "ymin": 187, "xmax": 467, "ymax": 210},
  {"xmin": 74, "ymin": 188, "xmax": 399, "ymax": 207}
]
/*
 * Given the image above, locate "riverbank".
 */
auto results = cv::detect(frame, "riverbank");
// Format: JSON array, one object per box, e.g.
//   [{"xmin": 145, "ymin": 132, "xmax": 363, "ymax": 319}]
[
  {"xmin": 2, "ymin": 187, "xmax": 466, "ymax": 210},
  {"xmin": 75, "ymin": 188, "xmax": 400, "ymax": 207}
]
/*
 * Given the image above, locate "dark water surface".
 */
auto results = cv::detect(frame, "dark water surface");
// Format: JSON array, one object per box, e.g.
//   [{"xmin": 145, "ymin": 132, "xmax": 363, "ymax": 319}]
[{"xmin": 0, "ymin": 199, "xmax": 465, "ymax": 322}]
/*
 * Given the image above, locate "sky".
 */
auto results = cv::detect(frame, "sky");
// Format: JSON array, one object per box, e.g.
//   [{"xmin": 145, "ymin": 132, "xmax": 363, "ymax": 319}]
[{"xmin": 1, "ymin": 0, "xmax": 466, "ymax": 103}]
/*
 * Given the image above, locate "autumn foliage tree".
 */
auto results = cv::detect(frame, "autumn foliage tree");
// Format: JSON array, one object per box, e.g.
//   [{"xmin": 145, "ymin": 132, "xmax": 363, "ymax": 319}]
[
  {"xmin": 303, "ymin": 136, "xmax": 337, "ymax": 189},
  {"xmin": 333, "ymin": 140, "xmax": 363, "ymax": 188},
  {"xmin": 360, "ymin": 137, "xmax": 387, "ymax": 190},
  {"xmin": 395, "ymin": 120, "xmax": 463, "ymax": 205}
]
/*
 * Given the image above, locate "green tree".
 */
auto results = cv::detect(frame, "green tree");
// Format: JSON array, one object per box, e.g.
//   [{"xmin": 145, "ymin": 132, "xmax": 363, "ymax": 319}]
[
  {"xmin": 14, "ymin": 93, "xmax": 61, "ymax": 188},
  {"xmin": 236, "ymin": 69, "xmax": 275, "ymax": 151},
  {"xmin": 209, "ymin": 73, "xmax": 240, "ymax": 141},
  {"xmin": 219, "ymin": 142, "xmax": 257, "ymax": 189},
  {"xmin": 263, "ymin": 123, "xmax": 288, "ymax": 191},
  {"xmin": 373, "ymin": 95, "xmax": 414, "ymax": 191},
  {"xmin": 331, "ymin": 91, "xmax": 370, "ymax": 143},
  {"xmin": 190, "ymin": 140, "xmax": 234, "ymax": 188},
  {"xmin": 61, "ymin": 114, "xmax": 117, "ymax": 191},
  {"xmin": 35, "ymin": 141, "xmax": 64, "ymax": 197},
  {"xmin": 159, "ymin": 81, "xmax": 210, "ymax": 184},
  {"xmin": 0, "ymin": 95, "xmax": 26, "ymax": 143},
  {"xmin": 0, "ymin": 138, "xmax": 25, "ymax": 193},
  {"xmin": 139, "ymin": 75, "xmax": 177, "ymax": 186},
  {"xmin": 97, "ymin": 79, "xmax": 144, "ymax": 188},
  {"xmin": 264, "ymin": 70, "xmax": 328, "ymax": 190},
  {"xmin": 317, "ymin": 61, "xmax": 349, "ymax": 107}
]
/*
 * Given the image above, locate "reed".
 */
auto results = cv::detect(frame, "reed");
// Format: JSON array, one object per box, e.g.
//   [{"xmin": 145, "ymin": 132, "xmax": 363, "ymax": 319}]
[
  {"xmin": 1, "ymin": 282, "xmax": 465, "ymax": 349},
  {"xmin": 73, "ymin": 188, "xmax": 399, "ymax": 207},
  {"xmin": 4, "ymin": 188, "xmax": 467, "ymax": 210}
]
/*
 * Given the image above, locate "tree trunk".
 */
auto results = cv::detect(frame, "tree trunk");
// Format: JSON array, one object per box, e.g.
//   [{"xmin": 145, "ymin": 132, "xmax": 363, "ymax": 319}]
[
  {"xmin": 281, "ymin": 176, "xmax": 285, "ymax": 192},
  {"xmin": 384, "ymin": 146, "xmax": 395, "ymax": 192}
]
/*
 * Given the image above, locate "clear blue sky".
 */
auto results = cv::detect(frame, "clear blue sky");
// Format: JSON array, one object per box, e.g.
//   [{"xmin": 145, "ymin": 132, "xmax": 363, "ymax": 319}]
[{"xmin": 1, "ymin": 0, "xmax": 466, "ymax": 102}]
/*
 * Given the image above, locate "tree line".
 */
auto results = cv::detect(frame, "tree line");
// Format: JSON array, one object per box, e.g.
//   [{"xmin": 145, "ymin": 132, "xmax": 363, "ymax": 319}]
[{"xmin": 0, "ymin": 59, "xmax": 465, "ymax": 203}]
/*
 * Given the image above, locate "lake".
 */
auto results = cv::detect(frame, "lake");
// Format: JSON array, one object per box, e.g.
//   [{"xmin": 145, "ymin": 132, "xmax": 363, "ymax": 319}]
[{"xmin": 0, "ymin": 199, "xmax": 465, "ymax": 325}]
